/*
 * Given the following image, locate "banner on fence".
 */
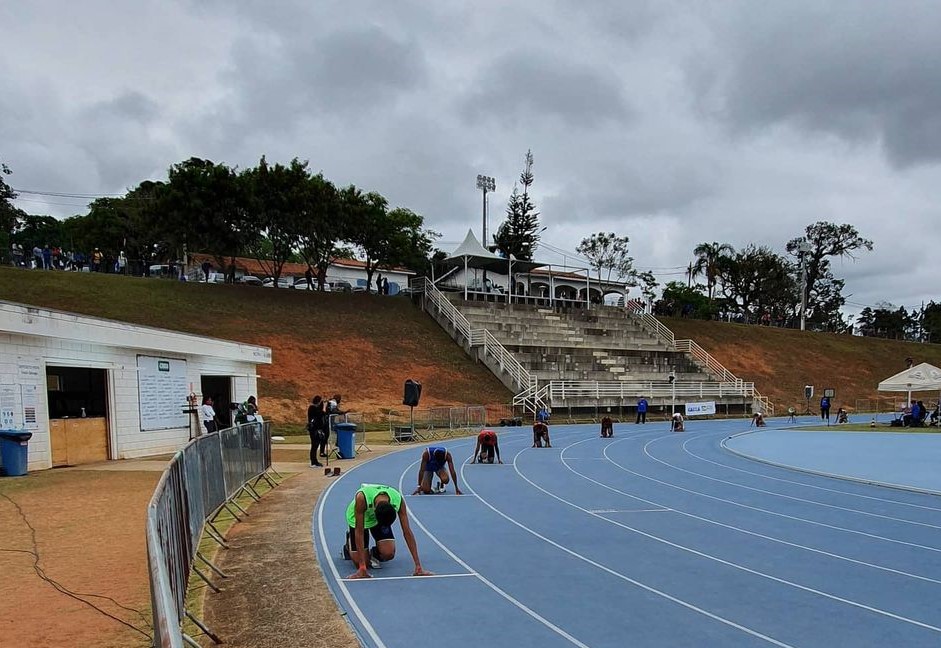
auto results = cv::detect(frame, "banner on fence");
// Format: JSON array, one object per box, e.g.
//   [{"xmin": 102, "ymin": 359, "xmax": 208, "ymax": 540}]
[{"xmin": 685, "ymin": 401, "xmax": 716, "ymax": 417}]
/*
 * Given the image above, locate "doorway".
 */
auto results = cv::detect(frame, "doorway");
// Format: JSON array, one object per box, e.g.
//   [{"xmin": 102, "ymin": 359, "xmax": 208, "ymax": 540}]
[
  {"xmin": 46, "ymin": 366, "xmax": 109, "ymax": 466},
  {"xmin": 201, "ymin": 376, "xmax": 233, "ymax": 429}
]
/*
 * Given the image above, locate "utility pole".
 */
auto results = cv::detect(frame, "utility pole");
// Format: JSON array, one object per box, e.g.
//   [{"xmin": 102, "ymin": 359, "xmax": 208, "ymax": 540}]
[{"xmin": 799, "ymin": 240, "xmax": 812, "ymax": 331}]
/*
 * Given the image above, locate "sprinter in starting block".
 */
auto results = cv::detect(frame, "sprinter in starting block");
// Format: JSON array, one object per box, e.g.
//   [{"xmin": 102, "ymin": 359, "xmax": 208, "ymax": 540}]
[
  {"xmin": 532, "ymin": 421, "xmax": 552, "ymax": 447},
  {"xmin": 471, "ymin": 429, "xmax": 503, "ymax": 464},
  {"xmin": 413, "ymin": 446, "xmax": 462, "ymax": 494},
  {"xmin": 343, "ymin": 483, "xmax": 432, "ymax": 579}
]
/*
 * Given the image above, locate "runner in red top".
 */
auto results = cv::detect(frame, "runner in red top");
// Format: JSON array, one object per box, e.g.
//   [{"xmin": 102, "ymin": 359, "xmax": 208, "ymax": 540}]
[
  {"xmin": 471, "ymin": 429, "xmax": 502, "ymax": 464},
  {"xmin": 532, "ymin": 421, "xmax": 551, "ymax": 447}
]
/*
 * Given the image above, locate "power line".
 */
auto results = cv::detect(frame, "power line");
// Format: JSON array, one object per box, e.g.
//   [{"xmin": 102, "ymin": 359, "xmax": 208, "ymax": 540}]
[{"xmin": 13, "ymin": 188, "xmax": 128, "ymax": 199}]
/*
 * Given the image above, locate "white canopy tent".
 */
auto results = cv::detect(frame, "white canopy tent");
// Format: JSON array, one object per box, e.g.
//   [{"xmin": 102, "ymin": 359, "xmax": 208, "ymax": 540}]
[
  {"xmin": 877, "ymin": 362, "xmax": 941, "ymax": 404},
  {"xmin": 443, "ymin": 229, "xmax": 544, "ymax": 301}
]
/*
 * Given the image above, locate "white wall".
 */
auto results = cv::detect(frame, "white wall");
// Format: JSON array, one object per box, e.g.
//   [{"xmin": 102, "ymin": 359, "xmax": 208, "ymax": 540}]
[{"xmin": 0, "ymin": 332, "xmax": 260, "ymax": 471}]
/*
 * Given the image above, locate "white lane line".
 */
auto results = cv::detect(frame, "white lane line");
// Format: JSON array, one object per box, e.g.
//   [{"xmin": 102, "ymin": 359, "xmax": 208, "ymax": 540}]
[
  {"xmin": 316, "ymin": 468, "xmax": 388, "ymax": 648},
  {"xmin": 341, "ymin": 573, "xmax": 476, "ymax": 582},
  {"xmin": 642, "ymin": 435, "xmax": 941, "ymax": 530},
  {"xmin": 396, "ymin": 459, "xmax": 591, "ymax": 648},
  {"xmin": 556, "ymin": 438, "xmax": 941, "ymax": 585},
  {"xmin": 536, "ymin": 440, "xmax": 941, "ymax": 631},
  {"xmin": 604, "ymin": 437, "xmax": 941, "ymax": 554},
  {"xmin": 590, "ymin": 508, "xmax": 671, "ymax": 514},
  {"xmin": 462, "ymin": 451, "xmax": 795, "ymax": 647},
  {"xmin": 312, "ymin": 434, "xmax": 487, "ymax": 648},
  {"xmin": 682, "ymin": 434, "xmax": 941, "ymax": 513}
]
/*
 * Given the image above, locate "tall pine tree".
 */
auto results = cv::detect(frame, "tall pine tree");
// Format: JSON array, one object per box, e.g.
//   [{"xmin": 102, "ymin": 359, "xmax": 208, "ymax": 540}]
[{"xmin": 494, "ymin": 149, "xmax": 541, "ymax": 261}]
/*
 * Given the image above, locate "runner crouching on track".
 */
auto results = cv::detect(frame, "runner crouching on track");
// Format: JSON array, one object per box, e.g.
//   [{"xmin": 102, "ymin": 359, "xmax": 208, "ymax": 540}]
[
  {"xmin": 671, "ymin": 412, "xmax": 685, "ymax": 432},
  {"xmin": 471, "ymin": 429, "xmax": 503, "ymax": 464},
  {"xmin": 413, "ymin": 446, "xmax": 462, "ymax": 495},
  {"xmin": 600, "ymin": 416, "xmax": 614, "ymax": 438},
  {"xmin": 343, "ymin": 483, "xmax": 432, "ymax": 579},
  {"xmin": 532, "ymin": 421, "xmax": 551, "ymax": 447}
]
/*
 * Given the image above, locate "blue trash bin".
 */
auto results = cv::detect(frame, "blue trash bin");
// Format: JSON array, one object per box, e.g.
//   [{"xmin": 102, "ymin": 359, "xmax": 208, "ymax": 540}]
[
  {"xmin": 0, "ymin": 430, "xmax": 33, "ymax": 477},
  {"xmin": 334, "ymin": 423, "xmax": 357, "ymax": 459}
]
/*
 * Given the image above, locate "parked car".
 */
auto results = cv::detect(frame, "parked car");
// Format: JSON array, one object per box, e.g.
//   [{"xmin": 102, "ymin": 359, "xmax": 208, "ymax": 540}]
[
  {"xmin": 238, "ymin": 275, "xmax": 263, "ymax": 286},
  {"xmin": 327, "ymin": 280, "xmax": 353, "ymax": 293},
  {"xmin": 292, "ymin": 278, "xmax": 332, "ymax": 291},
  {"xmin": 262, "ymin": 277, "xmax": 295, "ymax": 289}
]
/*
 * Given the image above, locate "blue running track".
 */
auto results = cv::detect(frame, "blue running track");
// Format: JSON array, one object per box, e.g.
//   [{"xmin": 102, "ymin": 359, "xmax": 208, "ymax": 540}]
[{"xmin": 312, "ymin": 419, "xmax": 941, "ymax": 647}]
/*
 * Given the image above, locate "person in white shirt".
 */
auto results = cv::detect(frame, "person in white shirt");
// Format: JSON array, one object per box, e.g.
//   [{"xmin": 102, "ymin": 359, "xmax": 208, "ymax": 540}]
[
  {"xmin": 201, "ymin": 396, "xmax": 217, "ymax": 434},
  {"xmin": 671, "ymin": 412, "xmax": 685, "ymax": 432}
]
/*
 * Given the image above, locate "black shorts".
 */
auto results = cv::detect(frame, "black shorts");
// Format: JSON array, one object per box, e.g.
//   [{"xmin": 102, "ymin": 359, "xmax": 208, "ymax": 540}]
[
  {"xmin": 346, "ymin": 524, "xmax": 395, "ymax": 552},
  {"xmin": 479, "ymin": 445, "xmax": 495, "ymax": 463}
]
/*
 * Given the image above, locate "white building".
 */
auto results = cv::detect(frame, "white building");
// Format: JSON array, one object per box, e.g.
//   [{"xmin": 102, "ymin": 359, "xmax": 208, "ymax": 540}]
[{"xmin": 0, "ymin": 300, "xmax": 271, "ymax": 472}]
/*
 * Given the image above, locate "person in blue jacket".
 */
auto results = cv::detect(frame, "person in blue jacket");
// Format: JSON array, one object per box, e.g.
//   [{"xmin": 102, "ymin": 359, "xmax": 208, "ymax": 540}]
[
  {"xmin": 636, "ymin": 397, "xmax": 649, "ymax": 424},
  {"xmin": 412, "ymin": 446, "xmax": 462, "ymax": 495}
]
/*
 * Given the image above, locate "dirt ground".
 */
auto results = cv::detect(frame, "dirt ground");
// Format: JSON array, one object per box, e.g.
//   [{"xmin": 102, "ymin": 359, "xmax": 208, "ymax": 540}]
[
  {"xmin": 202, "ymin": 448, "xmax": 397, "ymax": 647},
  {"xmin": 0, "ymin": 469, "xmax": 159, "ymax": 648}
]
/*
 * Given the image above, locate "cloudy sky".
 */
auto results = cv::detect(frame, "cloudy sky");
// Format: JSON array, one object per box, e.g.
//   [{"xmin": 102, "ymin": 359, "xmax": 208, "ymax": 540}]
[{"xmin": 4, "ymin": 1, "xmax": 941, "ymax": 316}]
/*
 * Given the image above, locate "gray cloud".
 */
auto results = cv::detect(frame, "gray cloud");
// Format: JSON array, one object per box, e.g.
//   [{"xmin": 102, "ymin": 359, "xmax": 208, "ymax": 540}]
[
  {"xmin": 460, "ymin": 50, "xmax": 633, "ymax": 127},
  {"xmin": 4, "ymin": 1, "xmax": 941, "ymax": 314},
  {"xmin": 698, "ymin": 1, "xmax": 941, "ymax": 167}
]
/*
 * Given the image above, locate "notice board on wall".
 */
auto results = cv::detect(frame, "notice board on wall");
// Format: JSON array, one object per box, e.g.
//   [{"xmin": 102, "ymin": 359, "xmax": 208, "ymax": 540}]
[{"xmin": 137, "ymin": 355, "xmax": 189, "ymax": 431}]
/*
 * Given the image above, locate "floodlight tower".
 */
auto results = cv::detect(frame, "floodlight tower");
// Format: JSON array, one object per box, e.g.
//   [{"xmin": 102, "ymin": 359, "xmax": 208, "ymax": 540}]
[{"xmin": 476, "ymin": 174, "xmax": 496, "ymax": 246}]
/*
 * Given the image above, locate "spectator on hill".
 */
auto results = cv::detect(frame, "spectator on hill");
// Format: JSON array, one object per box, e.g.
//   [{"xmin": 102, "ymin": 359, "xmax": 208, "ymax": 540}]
[
  {"xmin": 382, "ymin": 276, "xmax": 389, "ymax": 295},
  {"xmin": 91, "ymin": 247, "xmax": 103, "ymax": 272},
  {"xmin": 117, "ymin": 251, "xmax": 127, "ymax": 274},
  {"xmin": 636, "ymin": 396, "xmax": 648, "ymax": 424},
  {"xmin": 32, "ymin": 245, "xmax": 42, "ymax": 269},
  {"xmin": 305, "ymin": 267, "xmax": 313, "ymax": 289},
  {"xmin": 375, "ymin": 272, "xmax": 383, "ymax": 293},
  {"xmin": 41, "ymin": 245, "xmax": 52, "ymax": 269},
  {"xmin": 202, "ymin": 260, "xmax": 212, "ymax": 282}
]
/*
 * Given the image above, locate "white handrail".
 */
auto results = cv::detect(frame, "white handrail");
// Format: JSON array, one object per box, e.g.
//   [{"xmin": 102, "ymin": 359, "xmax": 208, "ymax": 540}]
[
  {"xmin": 624, "ymin": 301, "xmax": 773, "ymax": 414},
  {"xmin": 414, "ymin": 278, "xmax": 534, "ymax": 393}
]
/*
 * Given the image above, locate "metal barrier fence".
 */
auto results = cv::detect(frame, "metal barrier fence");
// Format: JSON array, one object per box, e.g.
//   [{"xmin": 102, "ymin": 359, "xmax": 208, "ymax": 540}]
[
  {"xmin": 146, "ymin": 422, "xmax": 279, "ymax": 648},
  {"xmin": 386, "ymin": 405, "xmax": 490, "ymax": 443}
]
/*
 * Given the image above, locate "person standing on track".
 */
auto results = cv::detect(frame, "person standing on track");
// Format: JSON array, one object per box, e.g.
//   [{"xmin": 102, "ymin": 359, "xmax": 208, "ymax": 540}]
[
  {"xmin": 343, "ymin": 483, "xmax": 432, "ymax": 579},
  {"xmin": 820, "ymin": 395, "xmax": 831, "ymax": 424},
  {"xmin": 636, "ymin": 397, "xmax": 648, "ymax": 424},
  {"xmin": 412, "ymin": 446, "xmax": 462, "ymax": 494},
  {"xmin": 533, "ymin": 420, "xmax": 551, "ymax": 447},
  {"xmin": 307, "ymin": 395, "xmax": 326, "ymax": 467},
  {"xmin": 471, "ymin": 429, "xmax": 503, "ymax": 464}
]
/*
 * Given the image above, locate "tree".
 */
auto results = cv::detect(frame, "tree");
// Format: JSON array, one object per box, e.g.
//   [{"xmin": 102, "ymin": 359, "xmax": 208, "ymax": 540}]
[
  {"xmin": 633, "ymin": 270, "xmax": 659, "ymax": 305},
  {"xmin": 922, "ymin": 301, "xmax": 941, "ymax": 344},
  {"xmin": 692, "ymin": 241, "xmax": 735, "ymax": 301},
  {"xmin": 242, "ymin": 157, "xmax": 309, "ymax": 286},
  {"xmin": 787, "ymin": 221, "xmax": 873, "ymax": 330},
  {"xmin": 576, "ymin": 232, "xmax": 634, "ymax": 284},
  {"xmin": 1, "ymin": 161, "xmax": 25, "ymax": 263},
  {"xmin": 717, "ymin": 245, "xmax": 797, "ymax": 323},
  {"xmin": 296, "ymin": 174, "xmax": 344, "ymax": 290},
  {"xmin": 493, "ymin": 149, "xmax": 541, "ymax": 261},
  {"xmin": 160, "ymin": 158, "xmax": 250, "ymax": 278},
  {"xmin": 655, "ymin": 281, "xmax": 714, "ymax": 319},
  {"xmin": 346, "ymin": 190, "xmax": 434, "ymax": 293},
  {"xmin": 11, "ymin": 214, "xmax": 66, "ymax": 251}
]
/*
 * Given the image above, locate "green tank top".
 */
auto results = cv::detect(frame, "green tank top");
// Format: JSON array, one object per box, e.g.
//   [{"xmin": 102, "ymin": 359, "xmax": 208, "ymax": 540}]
[{"xmin": 346, "ymin": 484, "xmax": 403, "ymax": 528}]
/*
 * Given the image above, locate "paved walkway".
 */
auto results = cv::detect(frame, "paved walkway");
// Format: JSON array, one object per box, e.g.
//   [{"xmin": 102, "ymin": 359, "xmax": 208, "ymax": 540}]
[{"xmin": 726, "ymin": 429, "xmax": 941, "ymax": 493}]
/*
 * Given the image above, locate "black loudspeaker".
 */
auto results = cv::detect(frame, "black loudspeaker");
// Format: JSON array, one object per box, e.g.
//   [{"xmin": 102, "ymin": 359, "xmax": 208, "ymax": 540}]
[{"xmin": 403, "ymin": 379, "xmax": 422, "ymax": 407}]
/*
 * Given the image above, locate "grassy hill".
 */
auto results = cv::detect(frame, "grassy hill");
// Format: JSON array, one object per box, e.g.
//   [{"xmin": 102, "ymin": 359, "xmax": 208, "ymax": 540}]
[
  {"xmin": 4, "ymin": 266, "xmax": 937, "ymax": 420},
  {"xmin": 662, "ymin": 316, "xmax": 941, "ymax": 412},
  {"xmin": 0, "ymin": 267, "xmax": 512, "ymax": 425}
]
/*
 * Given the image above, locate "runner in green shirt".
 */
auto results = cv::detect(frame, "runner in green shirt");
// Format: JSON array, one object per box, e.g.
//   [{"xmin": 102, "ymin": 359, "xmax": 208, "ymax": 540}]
[{"xmin": 343, "ymin": 484, "xmax": 432, "ymax": 579}]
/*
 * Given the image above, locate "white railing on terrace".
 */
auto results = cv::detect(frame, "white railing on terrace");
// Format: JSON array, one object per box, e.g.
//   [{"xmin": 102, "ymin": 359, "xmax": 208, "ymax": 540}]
[
  {"xmin": 625, "ymin": 302, "xmax": 774, "ymax": 415},
  {"xmin": 414, "ymin": 278, "xmax": 535, "ymax": 394},
  {"xmin": 548, "ymin": 380, "xmax": 755, "ymax": 402}
]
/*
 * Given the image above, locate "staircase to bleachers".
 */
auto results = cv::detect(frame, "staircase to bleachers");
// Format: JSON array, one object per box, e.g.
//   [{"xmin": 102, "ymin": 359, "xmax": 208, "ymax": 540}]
[{"xmin": 412, "ymin": 278, "xmax": 771, "ymax": 417}]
